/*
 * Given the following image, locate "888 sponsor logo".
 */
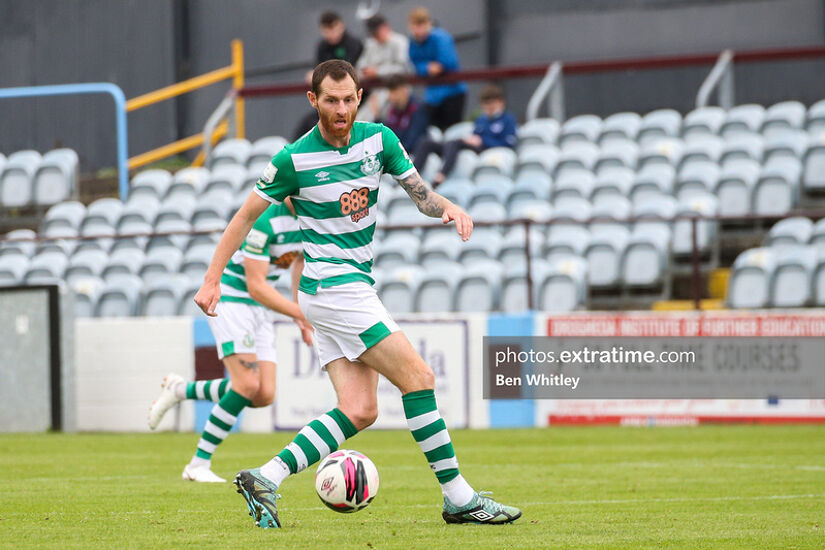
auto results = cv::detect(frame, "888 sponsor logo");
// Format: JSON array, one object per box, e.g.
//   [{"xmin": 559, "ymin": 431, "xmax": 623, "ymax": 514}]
[{"xmin": 339, "ymin": 187, "xmax": 370, "ymax": 223}]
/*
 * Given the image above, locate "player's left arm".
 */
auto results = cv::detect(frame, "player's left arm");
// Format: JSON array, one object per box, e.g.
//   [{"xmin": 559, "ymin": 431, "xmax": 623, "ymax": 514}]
[{"xmin": 398, "ymin": 170, "xmax": 473, "ymax": 241}]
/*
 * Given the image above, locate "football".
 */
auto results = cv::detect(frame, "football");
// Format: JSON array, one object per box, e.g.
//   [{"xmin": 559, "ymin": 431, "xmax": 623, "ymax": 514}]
[{"xmin": 314, "ymin": 449, "xmax": 380, "ymax": 513}]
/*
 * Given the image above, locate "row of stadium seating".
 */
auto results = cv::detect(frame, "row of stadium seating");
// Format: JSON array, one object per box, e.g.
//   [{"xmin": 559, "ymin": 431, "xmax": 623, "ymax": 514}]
[
  {"xmin": 727, "ymin": 217, "xmax": 825, "ymax": 309},
  {"xmin": 0, "ymin": 148, "xmax": 79, "ymax": 207}
]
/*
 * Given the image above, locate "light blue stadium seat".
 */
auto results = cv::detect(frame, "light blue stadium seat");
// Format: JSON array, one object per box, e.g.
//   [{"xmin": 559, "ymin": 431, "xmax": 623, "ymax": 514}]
[
  {"xmin": 140, "ymin": 274, "xmax": 192, "ymax": 316},
  {"xmin": 637, "ymin": 137, "xmax": 684, "ymax": 169},
  {"xmin": 517, "ymin": 118, "xmax": 559, "ymax": 148},
  {"xmin": 172, "ymin": 167, "xmax": 210, "ymax": 192},
  {"xmin": 148, "ymin": 219, "xmax": 191, "ymax": 251},
  {"xmin": 809, "ymin": 218, "xmax": 825, "ymax": 253},
  {"xmin": 677, "ymin": 135, "xmax": 724, "ymax": 170},
  {"xmin": 378, "ymin": 265, "xmax": 424, "ymax": 314},
  {"xmin": 181, "ymin": 243, "xmax": 215, "ymax": 281},
  {"xmin": 102, "ymin": 249, "xmax": 145, "ymax": 280},
  {"xmin": 443, "ymin": 121, "xmax": 475, "ymax": 141},
  {"xmin": 508, "ymin": 172, "xmax": 552, "ymax": 205},
  {"xmin": 620, "ymin": 225, "xmax": 671, "ymax": 290},
  {"xmin": 0, "ymin": 254, "xmax": 29, "ymax": 285},
  {"xmin": 205, "ymin": 164, "xmax": 247, "ymax": 195},
  {"xmin": 712, "ymin": 160, "xmax": 760, "ymax": 217},
  {"xmin": 431, "ymin": 178, "xmax": 473, "ymax": 209},
  {"xmin": 500, "ymin": 258, "xmax": 551, "ymax": 313},
  {"xmin": 633, "ymin": 195, "xmax": 677, "ymax": 235},
  {"xmin": 726, "ymin": 247, "xmax": 776, "ymax": 308},
  {"xmin": 0, "ymin": 150, "xmax": 41, "ymax": 207},
  {"xmin": 454, "ymin": 259, "xmax": 503, "ymax": 312},
  {"xmin": 374, "ymin": 233, "xmax": 420, "ymax": 269},
  {"xmin": 118, "ymin": 195, "xmax": 161, "ymax": 227},
  {"xmin": 497, "ymin": 225, "xmax": 545, "ymax": 266},
  {"xmin": 33, "ymin": 148, "xmax": 79, "ymax": 206},
  {"xmin": 552, "ymin": 196, "xmax": 591, "ymax": 223},
  {"xmin": 675, "ymin": 160, "xmax": 720, "ymax": 200},
  {"xmin": 1, "ymin": 228, "xmax": 37, "ymax": 258},
  {"xmin": 419, "ymin": 232, "xmax": 463, "ymax": 267},
  {"xmin": 414, "ymin": 262, "xmax": 464, "ymax": 312},
  {"xmin": 719, "ymin": 133, "xmax": 764, "ymax": 166},
  {"xmin": 802, "ymin": 141, "xmax": 825, "ymax": 193},
  {"xmin": 682, "ymin": 106, "xmax": 726, "ymax": 140},
  {"xmin": 69, "ymin": 276, "xmax": 105, "ymax": 318},
  {"xmin": 466, "ymin": 176, "xmax": 512, "ymax": 208},
  {"xmin": 770, "ymin": 245, "xmax": 816, "ymax": 307},
  {"xmin": 468, "ymin": 202, "xmax": 507, "ymax": 225},
  {"xmin": 458, "ymin": 231, "xmax": 502, "ymax": 263},
  {"xmin": 208, "ymin": 138, "xmax": 251, "ymax": 169},
  {"xmin": 77, "ymin": 223, "xmax": 115, "ymax": 254},
  {"xmin": 559, "ymin": 114, "xmax": 602, "ymax": 147},
  {"xmin": 114, "ymin": 219, "xmax": 152, "ymax": 253},
  {"xmin": 131, "ymin": 169, "xmax": 173, "ymax": 199},
  {"xmin": 811, "ymin": 247, "xmax": 825, "ymax": 305},
  {"xmin": 155, "ymin": 195, "xmax": 196, "ymax": 224},
  {"xmin": 82, "ymin": 198, "xmax": 123, "ymax": 230},
  {"xmin": 38, "ymin": 226, "xmax": 78, "ymax": 257},
  {"xmin": 452, "ymin": 149, "xmax": 480, "ymax": 179},
  {"xmin": 192, "ymin": 214, "xmax": 227, "ymax": 233},
  {"xmin": 508, "ymin": 200, "xmax": 553, "ymax": 223},
  {"xmin": 672, "ymin": 193, "xmax": 719, "ymax": 256},
  {"xmin": 637, "ymin": 109, "xmax": 682, "ymax": 146},
  {"xmin": 247, "ymin": 136, "xmax": 288, "ymax": 172},
  {"xmin": 763, "ymin": 130, "xmax": 808, "ymax": 165},
  {"xmin": 553, "ymin": 142, "xmax": 598, "ymax": 178},
  {"xmin": 179, "ymin": 280, "xmax": 206, "ymax": 316},
  {"xmin": 193, "ymin": 193, "xmax": 233, "ymax": 225},
  {"xmin": 552, "ymin": 169, "xmax": 595, "ymax": 202},
  {"xmin": 65, "ymin": 249, "xmax": 108, "ymax": 283},
  {"xmin": 594, "ymin": 140, "xmax": 638, "ymax": 174},
  {"xmin": 474, "ymin": 147, "xmax": 517, "ymax": 179},
  {"xmin": 629, "ymin": 165, "xmax": 675, "ymax": 204},
  {"xmin": 95, "ymin": 274, "xmax": 143, "ymax": 317},
  {"xmin": 42, "ymin": 201, "xmax": 86, "ymax": 232},
  {"xmin": 536, "ymin": 255, "xmax": 588, "ymax": 312},
  {"xmin": 598, "ymin": 112, "xmax": 641, "ymax": 145},
  {"xmin": 515, "ymin": 144, "xmax": 559, "ymax": 177},
  {"xmin": 25, "ymin": 250, "xmax": 69, "ymax": 282},
  {"xmin": 591, "ymin": 166, "xmax": 634, "ymax": 205},
  {"xmin": 544, "ymin": 224, "xmax": 590, "ymax": 261},
  {"xmin": 140, "ymin": 247, "xmax": 184, "ymax": 283},
  {"xmin": 761, "ymin": 100, "xmax": 806, "ymax": 138},
  {"xmin": 589, "ymin": 196, "xmax": 631, "ymax": 236},
  {"xmin": 720, "ymin": 104, "xmax": 765, "ymax": 138},
  {"xmin": 752, "ymin": 158, "xmax": 802, "ymax": 216},
  {"xmin": 584, "ymin": 227, "xmax": 630, "ymax": 289},
  {"xmin": 765, "ymin": 216, "xmax": 814, "ymax": 247}
]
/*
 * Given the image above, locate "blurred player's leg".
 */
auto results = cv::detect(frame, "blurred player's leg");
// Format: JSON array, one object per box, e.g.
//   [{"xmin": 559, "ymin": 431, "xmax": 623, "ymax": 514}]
[{"xmin": 148, "ymin": 375, "xmax": 232, "ymax": 430}]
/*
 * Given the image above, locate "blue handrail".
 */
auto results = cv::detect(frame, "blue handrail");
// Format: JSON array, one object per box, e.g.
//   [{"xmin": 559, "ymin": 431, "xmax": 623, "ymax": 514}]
[{"xmin": 0, "ymin": 83, "xmax": 129, "ymax": 200}]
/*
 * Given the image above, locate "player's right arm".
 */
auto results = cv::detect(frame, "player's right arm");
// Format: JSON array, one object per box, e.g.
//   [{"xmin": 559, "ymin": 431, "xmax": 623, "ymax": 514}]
[{"xmin": 195, "ymin": 150, "xmax": 299, "ymax": 316}]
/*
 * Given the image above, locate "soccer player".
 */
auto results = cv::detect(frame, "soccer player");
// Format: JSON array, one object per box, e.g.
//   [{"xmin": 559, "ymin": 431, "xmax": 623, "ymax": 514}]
[
  {"xmin": 149, "ymin": 199, "xmax": 313, "ymax": 482},
  {"xmin": 194, "ymin": 60, "xmax": 521, "ymax": 526}
]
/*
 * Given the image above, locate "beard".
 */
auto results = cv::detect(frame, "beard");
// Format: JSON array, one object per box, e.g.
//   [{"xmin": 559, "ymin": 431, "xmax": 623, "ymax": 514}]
[{"xmin": 318, "ymin": 107, "xmax": 356, "ymax": 138}]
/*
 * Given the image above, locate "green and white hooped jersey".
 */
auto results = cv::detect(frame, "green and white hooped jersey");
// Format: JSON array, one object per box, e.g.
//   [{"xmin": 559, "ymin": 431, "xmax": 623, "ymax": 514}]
[
  {"xmin": 220, "ymin": 203, "xmax": 302, "ymax": 306},
  {"xmin": 254, "ymin": 122, "xmax": 416, "ymax": 294}
]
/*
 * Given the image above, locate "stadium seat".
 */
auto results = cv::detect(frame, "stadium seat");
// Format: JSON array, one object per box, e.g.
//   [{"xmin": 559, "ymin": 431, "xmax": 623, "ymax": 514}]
[
  {"xmin": 164, "ymin": 180, "xmax": 199, "ymax": 202},
  {"xmin": 82, "ymin": 198, "xmax": 123, "ymax": 230},
  {"xmin": 515, "ymin": 144, "xmax": 559, "ymax": 176},
  {"xmin": 139, "ymin": 247, "xmax": 184, "ymax": 283},
  {"xmin": 536, "ymin": 255, "xmax": 588, "ymax": 312},
  {"xmin": 95, "ymin": 274, "xmax": 143, "ymax": 317},
  {"xmin": 713, "ymin": 159, "xmax": 761, "ymax": 217},
  {"xmin": 765, "ymin": 216, "xmax": 814, "ymax": 247},
  {"xmin": 719, "ymin": 133, "xmax": 764, "ymax": 166},
  {"xmin": 429, "ymin": 177, "xmax": 473, "ymax": 209},
  {"xmin": 558, "ymin": 114, "xmax": 602, "ymax": 147},
  {"xmin": 419, "ymin": 151, "xmax": 441, "ymax": 182},
  {"xmin": 77, "ymin": 223, "xmax": 115, "ymax": 254},
  {"xmin": 443, "ymin": 121, "xmax": 475, "ymax": 141},
  {"xmin": 69, "ymin": 276, "xmax": 105, "ymax": 318},
  {"xmin": 0, "ymin": 254, "xmax": 29, "ymax": 285},
  {"xmin": 763, "ymin": 130, "xmax": 808, "ymax": 166},
  {"xmin": 378, "ymin": 265, "xmax": 424, "ymax": 313},
  {"xmin": 632, "ymin": 195, "xmax": 677, "ymax": 235},
  {"xmin": 42, "ymin": 200, "xmax": 86, "ymax": 232},
  {"xmin": 809, "ymin": 218, "xmax": 825, "ymax": 253},
  {"xmin": 677, "ymin": 135, "xmax": 724, "ymax": 170},
  {"xmin": 811, "ymin": 247, "xmax": 825, "ymax": 305},
  {"xmin": 186, "ymin": 218, "xmax": 223, "ymax": 249},
  {"xmin": 544, "ymin": 224, "xmax": 590, "ymax": 261},
  {"xmin": 458, "ymin": 230, "xmax": 502, "ymax": 262},
  {"xmin": 675, "ymin": 161, "xmax": 720, "ymax": 200},
  {"xmin": 115, "ymin": 219, "xmax": 152, "ymax": 252},
  {"xmin": 628, "ymin": 164, "xmax": 676, "ymax": 204},
  {"xmin": 637, "ymin": 137, "xmax": 684, "ymax": 169},
  {"xmin": 720, "ymin": 104, "xmax": 765, "ymax": 138},
  {"xmin": 130, "ymin": 169, "xmax": 173, "ymax": 199},
  {"xmin": 1, "ymin": 228, "xmax": 37, "ymax": 258},
  {"xmin": 598, "ymin": 112, "xmax": 642, "ymax": 144},
  {"xmin": 452, "ymin": 149, "xmax": 480, "ymax": 179},
  {"xmin": 589, "ymin": 196, "xmax": 631, "ymax": 236},
  {"xmin": 497, "ymin": 225, "xmax": 545, "ymax": 266},
  {"xmin": 620, "ymin": 226, "xmax": 671, "ymax": 290},
  {"xmin": 473, "ymin": 148, "xmax": 517, "ymax": 179},
  {"xmin": 118, "ymin": 195, "xmax": 161, "ymax": 227},
  {"xmin": 682, "ymin": 106, "xmax": 726, "ymax": 140},
  {"xmin": 102, "ymin": 248, "xmax": 145, "ymax": 280},
  {"xmin": 193, "ymin": 194, "xmax": 233, "ymax": 226},
  {"xmin": 178, "ymin": 280, "xmax": 206, "ymax": 316},
  {"xmin": 172, "ymin": 167, "xmax": 210, "ymax": 191},
  {"xmin": 672, "ymin": 193, "xmax": 719, "ymax": 256},
  {"xmin": 752, "ymin": 158, "xmax": 802, "ymax": 216},
  {"xmin": 760, "ymin": 100, "xmax": 806, "ymax": 138},
  {"xmin": 594, "ymin": 140, "xmax": 639, "ymax": 173},
  {"xmin": 204, "ymin": 164, "xmax": 247, "ymax": 195},
  {"xmin": 590, "ymin": 167, "xmax": 634, "ymax": 205},
  {"xmin": 414, "ymin": 262, "xmax": 464, "ymax": 312},
  {"xmin": 637, "ymin": 109, "xmax": 682, "ymax": 145},
  {"xmin": 500, "ymin": 258, "xmax": 551, "ymax": 313},
  {"xmin": 246, "ymin": 136, "xmax": 288, "ymax": 172},
  {"xmin": 552, "ymin": 169, "xmax": 595, "ymax": 201},
  {"xmin": 181, "ymin": 243, "xmax": 215, "ymax": 280},
  {"xmin": 806, "ymin": 99, "xmax": 825, "ymax": 136},
  {"xmin": 33, "ymin": 148, "xmax": 79, "ymax": 206},
  {"xmin": 140, "ymin": 274, "xmax": 191, "ymax": 316},
  {"xmin": 552, "ymin": 196, "xmax": 591, "ymax": 222},
  {"xmin": 454, "ymin": 259, "xmax": 503, "ymax": 312},
  {"xmin": 553, "ymin": 142, "xmax": 598, "ymax": 178},
  {"xmin": 508, "ymin": 172, "xmax": 552, "ymax": 205},
  {"xmin": 64, "ymin": 249, "xmax": 108, "ymax": 283},
  {"xmin": 517, "ymin": 118, "xmax": 560, "ymax": 148},
  {"xmin": 25, "ymin": 250, "xmax": 69, "ymax": 282},
  {"xmin": 466, "ymin": 176, "xmax": 512, "ymax": 208},
  {"xmin": 584, "ymin": 227, "xmax": 630, "ymax": 289},
  {"xmin": 508, "ymin": 200, "xmax": 553, "ymax": 223},
  {"xmin": 726, "ymin": 247, "xmax": 776, "ymax": 308},
  {"xmin": 148, "ymin": 219, "xmax": 191, "ymax": 251},
  {"xmin": 0, "ymin": 150, "xmax": 41, "ymax": 207},
  {"xmin": 208, "ymin": 138, "xmax": 251, "ymax": 169},
  {"xmin": 468, "ymin": 202, "xmax": 507, "ymax": 225},
  {"xmin": 770, "ymin": 245, "xmax": 816, "ymax": 307},
  {"xmin": 155, "ymin": 195, "xmax": 196, "ymax": 224},
  {"xmin": 38, "ymin": 226, "xmax": 78, "ymax": 257},
  {"xmin": 419, "ymin": 232, "xmax": 463, "ymax": 266},
  {"xmin": 801, "ymin": 141, "xmax": 825, "ymax": 193},
  {"xmin": 374, "ymin": 232, "xmax": 420, "ymax": 268}
]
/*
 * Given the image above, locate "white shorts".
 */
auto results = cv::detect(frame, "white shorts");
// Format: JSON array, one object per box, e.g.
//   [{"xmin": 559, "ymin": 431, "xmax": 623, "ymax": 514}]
[
  {"xmin": 298, "ymin": 282, "xmax": 400, "ymax": 368},
  {"xmin": 207, "ymin": 301, "xmax": 278, "ymax": 363}
]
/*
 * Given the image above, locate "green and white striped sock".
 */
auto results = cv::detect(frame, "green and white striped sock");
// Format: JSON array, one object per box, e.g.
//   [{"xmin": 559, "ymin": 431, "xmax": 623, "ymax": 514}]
[
  {"xmin": 184, "ymin": 378, "xmax": 231, "ymax": 402},
  {"xmin": 403, "ymin": 389, "xmax": 474, "ymax": 506},
  {"xmin": 194, "ymin": 389, "xmax": 251, "ymax": 462},
  {"xmin": 265, "ymin": 408, "xmax": 357, "ymax": 483}
]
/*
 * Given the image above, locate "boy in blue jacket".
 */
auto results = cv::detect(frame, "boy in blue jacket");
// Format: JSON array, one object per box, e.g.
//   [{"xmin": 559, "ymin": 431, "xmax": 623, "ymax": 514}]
[
  {"xmin": 408, "ymin": 7, "xmax": 467, "ymax": 131},
  {"xmin": 413, "ymin": 84, "xmax": 517, "ymax": 187}
]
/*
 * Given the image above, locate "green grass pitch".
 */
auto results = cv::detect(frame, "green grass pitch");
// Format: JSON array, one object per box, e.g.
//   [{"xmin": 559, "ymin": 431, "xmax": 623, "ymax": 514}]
[{"xmin": 1, "ymin": 426, "xmax": 824, "ymax": 549}]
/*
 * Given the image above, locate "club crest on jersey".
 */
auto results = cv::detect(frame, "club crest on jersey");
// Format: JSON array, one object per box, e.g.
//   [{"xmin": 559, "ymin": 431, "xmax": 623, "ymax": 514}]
[{"xmin": 360, "ymin": 152, "xmax": 381, "ymax": 176}]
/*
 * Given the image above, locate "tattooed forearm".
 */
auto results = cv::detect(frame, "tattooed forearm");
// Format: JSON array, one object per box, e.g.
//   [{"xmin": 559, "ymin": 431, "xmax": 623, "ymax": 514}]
[
  {"xmin": 239, "ymin": 359, "xmax": 259, "ymax": 371},
  {"xmin": 398, "ymin": 172, "xmax": 447, "ymax": 217}
]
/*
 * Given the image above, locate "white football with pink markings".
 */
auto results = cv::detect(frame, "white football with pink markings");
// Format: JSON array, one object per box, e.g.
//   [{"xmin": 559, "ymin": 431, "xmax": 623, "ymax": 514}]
[{"xmin": 314, "ymin": 449, "xmax": 380, "ymax": 513}]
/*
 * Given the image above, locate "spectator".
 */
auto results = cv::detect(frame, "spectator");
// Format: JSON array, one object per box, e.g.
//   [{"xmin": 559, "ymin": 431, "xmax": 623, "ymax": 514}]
[
  {"xmin": 413, "ymin": 84, "xmax": 517, "ymax": 187},
  {"xmin": 381, "ymin": 74, "xmax": 429, "ymax": 152},
  {"xmin": 357, "ymin": 14, "xmax": 413, "ymax": 121},
  {"xmin": 295, "ymin": 11, "xmax": 365, "ymax": 140},
  {"xmin": 407, "ymin": 7, "xmax": 467, "ymax": 132}
]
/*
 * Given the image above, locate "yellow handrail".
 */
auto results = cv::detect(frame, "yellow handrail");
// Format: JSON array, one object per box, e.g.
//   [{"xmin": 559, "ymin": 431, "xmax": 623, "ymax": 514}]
[{"xmin": 127, "ymin": 39, "xmax": 244, "ymax": 171}]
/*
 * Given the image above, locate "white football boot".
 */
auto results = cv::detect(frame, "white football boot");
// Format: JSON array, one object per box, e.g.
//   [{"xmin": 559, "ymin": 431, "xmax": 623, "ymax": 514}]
[
  {"xmin": 182, "ymin": 462, "xmax": 226, "ymax": 483},
  {"xmin": 148, "ymin": 373, "xmax": 185, "ymax": 430}
]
